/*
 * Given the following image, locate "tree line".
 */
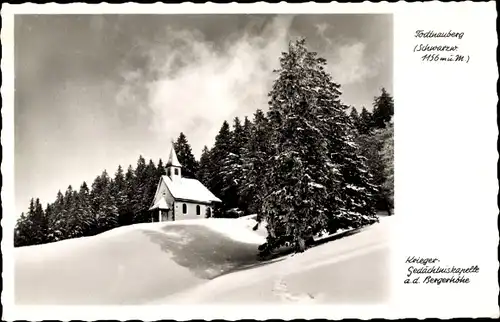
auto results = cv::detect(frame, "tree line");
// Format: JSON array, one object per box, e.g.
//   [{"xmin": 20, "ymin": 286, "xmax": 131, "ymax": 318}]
[
  {"xmin": 14, "ymin": 134, "xmax": 199, "ymax": 247},
  {"xmin": 15, "ymin": 38, "xmax": 394, "ymax": 253}
]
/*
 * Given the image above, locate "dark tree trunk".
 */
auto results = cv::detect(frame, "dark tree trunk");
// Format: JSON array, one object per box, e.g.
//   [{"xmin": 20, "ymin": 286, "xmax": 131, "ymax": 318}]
[{"xmin": 296, "ymin": 237, "xmax": 306, "ymax": 253}]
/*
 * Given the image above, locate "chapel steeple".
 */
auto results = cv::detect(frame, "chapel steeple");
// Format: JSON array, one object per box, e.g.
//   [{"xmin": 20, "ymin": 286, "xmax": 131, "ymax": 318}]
[{"xmin": 166, "ymin": 141, "xmax": 182, "ymax": 180}]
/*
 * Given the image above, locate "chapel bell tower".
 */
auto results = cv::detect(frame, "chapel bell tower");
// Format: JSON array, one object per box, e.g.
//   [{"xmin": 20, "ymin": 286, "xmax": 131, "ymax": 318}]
[{"xmin": 166, "ymin": 141, "xmax": 182, "ymax": 181}]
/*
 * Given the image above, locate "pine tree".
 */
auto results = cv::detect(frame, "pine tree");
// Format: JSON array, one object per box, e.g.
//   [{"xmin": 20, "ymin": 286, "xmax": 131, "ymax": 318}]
[
  {"xmin": 207, "ymin": 121, "xmax": 232, "ymax": 216},
  {"xmin": 97, "ymin": 194, "xmax": 119, "ymax": 233},
  {"xmin": 77, "ymin": 181, "xmax": 95, "ymax": 235},
  {"xmin": 26, "ymin": 198, "xmax": 36, "ymax": 244},
  {"xmin": 90, "ymin": 172, "xmax": 107, "ymax": 214},
  {"xmin": 143, "ymin": 159, "xmax": 159, "ymax": 222},
  {"xmin": 260, "ymin": 39, "xmax": 343, "ymax": 253},
  {"xmin": 356, "ymin": 132, "xmax": 386, "ymax": 208},
  {"xmin": 48, "ymin": 190, "xmax": 66, "ymax": 241},
  {"xmin": 230, "ymin": 117, "xmax": 244, "ymax": 153},
  {"xmin": 260, "ymin": 38, "xmax": 378, "ymax": 254},
  {"xmin": 240, "ymin": 109, "xmax": 271, "ymax": 217},
  {"xmin": 90, "ymin": 170, "xmax": 119, "ymax": 233},
  {"xmin": 380, "ymin": 120, "xmax": 394, "ymax": 214},
  {"xmin": 372, "ymin": 88, "xmax": 394, "ymax": 129},
  {"xmin": 111, "ymin": 165, "xmax": 129, "ymax": 226},
  {"xmin": 24, "ymin": 199, "xmax": 38, "ymax": 245},
  {"xmin": 220, "ymin": 117, "xmax": 246, "ymax": 217},
  {"xmin": 14, "ymin": 212, "xmax": 32, "ymax": 247},
  {"xmin": 174, "ymin": 133, "xmax": 199, "ymax": 179},
  {"xmin": 157, "ymin": 158, "xmax": 166, "ymax": 177},
  {"xmin": 15, "ymin": 198, "xmax": 48, "ymax": 246},
  {"xmin": 325, "ymin": 114, "xmax": 379, "ymax": 231},
  {"xmin": 123, "ymin": 165, "xmax": 136, "ymax": 225},
  {"xmin": 31, "ymin": 198, "xmax": 48, "ymax": 245},
  {"xmin": 65, "ymin": 189, "xmax": 83, "ymax": 239},
  {"xmin": 242, "ymin": 116, "xmax": 253, "ymax": 147},
  {"xmin": 61, "ymin": 185, "xmax": 77, "ymax": 238},
  {"xmin": 359, "ymin": 107, "xmax": 373, "ymax": 135},
  {"xmin": 349, "ymin": 107, "xmax": 361, "ymax": 133},
  {"xmin": 43, "ymin": 203, "xmax": 55, "ymax": 242},
  {"xmin": 355, "ymin": 92, "xmax": 394, "ymax": 215},
  {"xmin": 197, "ymin": 146, "xmax": 212, "ymax": 187},
  {"xmin": 93, "ymin": 171, "xmax": 119, "ymax": 233},
  {"xmin": 131, "ymin": 156, "xmax": 147, "ymax": 223}
]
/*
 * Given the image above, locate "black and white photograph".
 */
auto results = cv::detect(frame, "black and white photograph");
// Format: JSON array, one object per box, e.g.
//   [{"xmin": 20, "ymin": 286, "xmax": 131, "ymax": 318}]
[
  {"xmin": 2, "ymin": 3, "xmax": 497, "ymax": 320},
  {"xmin": 13, "ymin": 13, "xmax": 394, "ymax": 305}
]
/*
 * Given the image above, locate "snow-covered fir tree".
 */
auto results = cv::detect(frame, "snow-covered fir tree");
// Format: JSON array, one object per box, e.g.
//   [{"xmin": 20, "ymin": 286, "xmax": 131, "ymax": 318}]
[
  {"xmin": 259, "ymin": 38, "xmax": 378, "ymax": 254},
  {"xmin": 220, "ymin": 117, "xmax": 247, "ymax": 217},
  {"xmin": 349, "ymin": 107, "xmax": 361, "ymax": 133},
  {"xmin": 355, "ymin": 131, "xmax": 386, "ymax": 208},
  {"xmin": 111, "ymin": 166, "xmax": 128, "ymax": 226},
  {"xmin": 242, "ymin": 116, "xmax": 252, "ymax": 146},
  {"xmin": 30, "ymin": 198, "xmax": 48, "ymax": 245},
  {"xmin": 324, "ymin": 108, "xmax": 379, "ymax": 231},
  {"xmin": 14, "ymin": 211, "xmax": 33, "ymax": 247},
  {"xmin": 380, "ymin": 120, "xmax": 394, "ymax": 213},
  {"xmin": 174, "ymin": 132, "xmax": 199, "ymax": 179},
  {"xmin": 62, "ymin": 186, "xmax": 76, "ymax": 235},
  {"xmin": 90, "ymin": 170, "xmax": 118, "ymax": 233},
  {"xmin": 48, "ymin": 190, "xmax": 66, "ymax": 241},
  {"xmin": 206, "ymin": 121, "xmax": 232, "ymax": 217},
  {"xmin": 240, "ymin": 109, "xmax": 272, "ymax": 217},
  {"xmin": 144, "ymin": 159, "xmax": 159, "ymax": 209},
  {"xmin": 358, "ymin": 107, "xmax": 373, "ymax": 135},
  {"xmin": 76, "ymin": 181, "xmax": 95, "ymax": 235},
  {"xmin": 123, "ymin": 164, "xmax": 137, "ymax": 225},
  {"xmin": 157, "ymin": 158, "xmax": 166, "ymax": 177},
  {"xmin": 63, "ymin": 186, "xmax": 80, "ymax": 239},
  {"xmin": 372, "ymin": 88, "xmax": 394, "ymax": 129},
  {"xmin": 197, "ymin": 146, "xmax": 212, "ymax": 188},
  {"xmin": 131, "ymin": 156, "xmax": 149, "ymax": 223},
  {"xmin": 14, "ymin": 200, "xmax": 38, "ymax": 247}
]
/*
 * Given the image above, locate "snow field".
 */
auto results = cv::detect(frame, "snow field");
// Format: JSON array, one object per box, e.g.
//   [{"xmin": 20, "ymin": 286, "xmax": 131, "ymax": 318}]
[{"xmin": 15, "ymin": 216, "xmax": 392, "ymax": 305}]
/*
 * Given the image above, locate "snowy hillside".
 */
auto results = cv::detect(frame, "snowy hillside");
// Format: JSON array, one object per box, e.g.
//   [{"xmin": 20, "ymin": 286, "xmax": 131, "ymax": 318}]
[
  {"xmin": 153, "ymin": 216, "xmax": 392, "ymax": 304},
  {"xmin": 15, "ymin": 216, "xmax": 392, "ymax": 305}
]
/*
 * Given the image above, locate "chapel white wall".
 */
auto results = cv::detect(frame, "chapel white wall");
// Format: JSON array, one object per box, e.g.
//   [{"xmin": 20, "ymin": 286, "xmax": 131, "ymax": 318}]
[{"xmin": 173, "ymin": 201, "xmax": 212, "ymax": 220}]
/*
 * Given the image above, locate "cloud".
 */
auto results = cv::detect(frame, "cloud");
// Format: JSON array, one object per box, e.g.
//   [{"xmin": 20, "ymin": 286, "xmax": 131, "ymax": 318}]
[
  {"xmin": 313, "ymin": 22, "xmax": 381, "ymax": 86},
  {"xmin": 328, "ymin": 42, "xmax": 381, "ymax": 85},
  {"xmin": 116, "ymin": 16, "xmax": 294, "ymax": 156},
  {"xmin": 314, "ymin": 22, "xmax": 331, "ymax": 44},
  {"xmin": 116, "ymin": 16, "xmax": 381, "ymax": 156}
]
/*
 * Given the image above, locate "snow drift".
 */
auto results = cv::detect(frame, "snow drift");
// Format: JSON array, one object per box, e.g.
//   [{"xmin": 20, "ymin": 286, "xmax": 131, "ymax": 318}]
[
  {"xmin": 15, "ymin": 217, "xmax": 267, "ymax": 305},
  {"xmin": 15, "ymin": 216, "xmax": 392, "ymax": 305},
  {"xmin": 153, "ymin": 216, "xmax": 393, "ymax": 304}
]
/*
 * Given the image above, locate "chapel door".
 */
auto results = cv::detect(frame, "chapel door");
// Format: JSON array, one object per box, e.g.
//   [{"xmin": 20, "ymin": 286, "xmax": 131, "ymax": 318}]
[{"xmin": 161, "ymin": 210, "xmax": 168, "ymax": 222}]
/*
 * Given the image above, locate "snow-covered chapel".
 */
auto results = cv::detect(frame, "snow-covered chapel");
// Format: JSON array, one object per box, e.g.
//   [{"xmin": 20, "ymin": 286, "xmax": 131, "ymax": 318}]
[{"xmin": 149, "ymin": 143, "xmax": 221, "ymax": 222}]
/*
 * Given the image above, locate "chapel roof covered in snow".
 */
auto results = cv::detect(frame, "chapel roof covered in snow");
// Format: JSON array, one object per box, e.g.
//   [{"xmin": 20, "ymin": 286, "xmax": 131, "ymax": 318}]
[{"xmin": 162, "ymin": 175, "xmax": 222, "ymax": 204}]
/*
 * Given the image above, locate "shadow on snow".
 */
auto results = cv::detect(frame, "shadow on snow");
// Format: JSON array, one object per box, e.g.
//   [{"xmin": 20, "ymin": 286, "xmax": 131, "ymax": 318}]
[
  {"xmin": 142, "ymin": 220, "xmax": 375, "ymax": 280},
  {"xmin": 143, "ymin": 225, "xmax": 284, "ymax": 280}
]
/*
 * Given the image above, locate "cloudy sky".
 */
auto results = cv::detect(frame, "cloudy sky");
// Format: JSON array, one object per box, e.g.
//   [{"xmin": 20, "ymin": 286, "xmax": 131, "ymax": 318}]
[{"xmin": 15, "ymin": 14, "xmax": 393, "ymax": 215}]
